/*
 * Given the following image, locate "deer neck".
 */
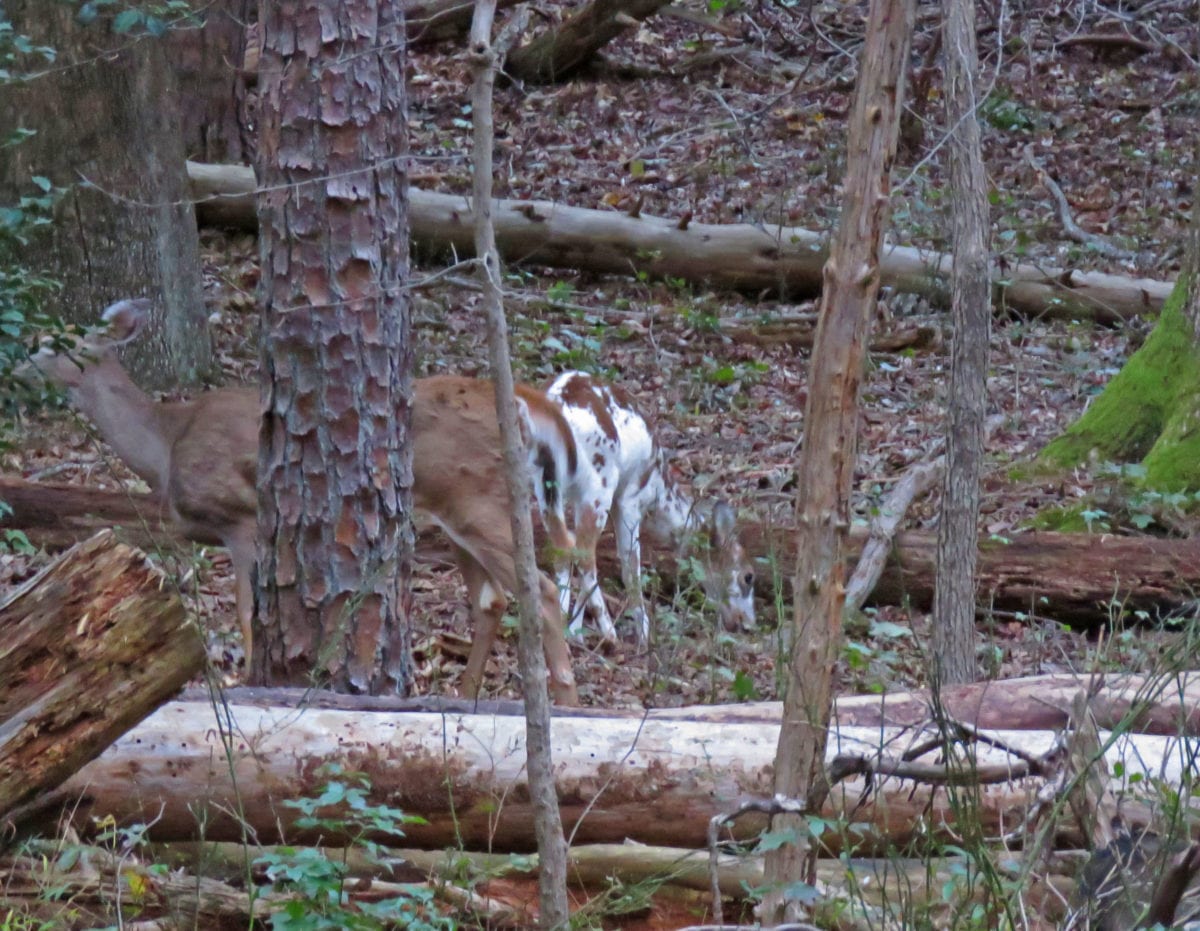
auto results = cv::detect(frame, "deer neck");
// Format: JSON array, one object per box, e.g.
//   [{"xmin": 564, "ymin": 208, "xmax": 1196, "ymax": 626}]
[
  {"xmin": 72, "ymin": 364, "xmax": 177, "ymax": 493},
  {"xmin": 645, "ymin": 471, "xmax": 700, "ymax": 549}
]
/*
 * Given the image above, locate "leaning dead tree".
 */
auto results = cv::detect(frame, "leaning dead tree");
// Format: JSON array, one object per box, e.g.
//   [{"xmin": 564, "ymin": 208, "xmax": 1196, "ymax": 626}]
[
  {"xmin": 763, "ymin": 0, "xmax": 914, "ymax": 922},
  {"xmin": 186, "ymin": 162, "xmax": 1173, "ymax": 324},
  {"xmin": 0, "ymin": 531, "xmax": 205, "ymax": 832}
]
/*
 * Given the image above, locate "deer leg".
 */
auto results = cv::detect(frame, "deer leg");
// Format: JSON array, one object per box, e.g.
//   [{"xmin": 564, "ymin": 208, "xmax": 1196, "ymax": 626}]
[
  {"xmin": 455, "ymin": 546, "xmax": 507, "ymax": 700},
  {"xmin": 447, "ymin": 502, "xmax": 579, "ymax": 704},
  {"xmin": 572, "ymin": 503, "xmax": 616, "ymax": 644},
  {"xmin": 225, "ymin": 525, "xmax": 257, "ymax": 666},
  {"xmin": 539, "ymin": 574, "xmax": 579, "ymax": 706},
  {"xmin": 612, "ymin": 499, "xmax": 650, "ymax": 646}
]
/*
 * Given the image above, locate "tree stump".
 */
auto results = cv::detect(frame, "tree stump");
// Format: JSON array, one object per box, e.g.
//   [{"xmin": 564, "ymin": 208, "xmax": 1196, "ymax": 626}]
[{"xmin": 0, "ymin": 530, "xmax": 206, "ymax": 830}]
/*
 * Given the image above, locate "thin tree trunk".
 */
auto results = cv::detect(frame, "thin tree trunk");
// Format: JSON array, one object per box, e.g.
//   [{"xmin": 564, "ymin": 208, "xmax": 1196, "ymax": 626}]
[
  {"xmin": 762, "ymin": 0, "xmax": 915, "ymax": 923},
  {"xmin": 932, "ymin": 0, "xmax": 991, "ymax": 686},
  {"xmin": 253, "ymin": 1, "xmax": 414, "ymax": 692},
  {"xmin": 468, "ymin": 4, "xmax": 570, "ymax": 925}
]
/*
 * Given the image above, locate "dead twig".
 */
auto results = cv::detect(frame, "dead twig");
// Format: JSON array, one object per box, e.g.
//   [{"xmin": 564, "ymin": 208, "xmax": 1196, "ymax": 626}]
[{"xmin": 1023, "ymin": 146, "xmax": 1135, "ymax": 262}]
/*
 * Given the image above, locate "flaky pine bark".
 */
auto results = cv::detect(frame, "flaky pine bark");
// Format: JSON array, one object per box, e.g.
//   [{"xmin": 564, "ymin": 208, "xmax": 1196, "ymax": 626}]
[
  {"xmin": 932, "ymin": 0, "xmax": 991, "ymax": 686},
  {"xmin": 254, "ymin": 2, "xmax": 414, "ymax": 692},
  {"xmin": 467, "ymin": 3, "xmax": 570, "ymax": 925},
  {"xmin": 1, "ymin": 4, "xmax": 210, "ymax": 388},
  {"xmin": 762, "ymin": 0, "xmax": 914, "ymax": 922}
]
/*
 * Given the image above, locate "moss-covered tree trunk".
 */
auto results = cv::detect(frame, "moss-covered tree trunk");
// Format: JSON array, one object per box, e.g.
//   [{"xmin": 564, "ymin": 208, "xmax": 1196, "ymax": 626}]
[{"xmin": 1038, "ymin": 274, "xmax": 1200, "ymax": 490}]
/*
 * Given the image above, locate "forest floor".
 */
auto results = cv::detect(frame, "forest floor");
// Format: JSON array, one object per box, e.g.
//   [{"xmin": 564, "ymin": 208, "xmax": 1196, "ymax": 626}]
[{"xmin": 4, "ymin": 0, "xmax": 1199, "ymax": 711}]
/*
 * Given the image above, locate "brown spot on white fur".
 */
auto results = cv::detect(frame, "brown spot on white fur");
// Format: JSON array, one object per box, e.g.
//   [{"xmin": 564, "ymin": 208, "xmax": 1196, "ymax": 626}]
[{"xmin": 556, "ymin": 373, "xmax": 618, "ymax": 442}]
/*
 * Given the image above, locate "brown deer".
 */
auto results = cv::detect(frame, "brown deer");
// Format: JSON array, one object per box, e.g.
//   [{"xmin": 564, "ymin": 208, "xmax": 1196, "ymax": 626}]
[
  {"xmin": 536, "ymin": 370, "xmax": 756, "ymax": 645},
  {"xmin": 20, "ymin": 299, "xmax": 580, "ymax": 704}
]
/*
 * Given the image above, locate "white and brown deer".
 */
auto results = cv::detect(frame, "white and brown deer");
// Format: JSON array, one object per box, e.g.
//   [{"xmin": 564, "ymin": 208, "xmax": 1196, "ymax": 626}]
[
  {"xmin": 537, "ymin": 370, "xmax": 756, "ymax": 645},
  {"xmin": 20, "ymin": 299, "xmax": 580, "ymax": 704}
]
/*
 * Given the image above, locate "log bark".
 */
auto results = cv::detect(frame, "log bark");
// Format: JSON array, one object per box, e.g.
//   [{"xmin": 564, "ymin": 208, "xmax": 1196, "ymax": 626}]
[
  {"xmin": 186, "ymin": 162, "xmax": 1175, "ymax": 323},
  {"xmin": 181, "ymin": 671, "xmax": 1200, "ymax": 736},
  {"xmin": 9, "ymin": 477, "xmax": 1200, "ymax": 624},
  {"xmin": 60, "ymin": 698, "xmax": 1189, "ymax": 853},
  {"xmin": 0, "ymin": 476, "xmax": 175, "ymax": 551},
  {"xmin": 148, "ymin": 840, "xmax": 1076, "ymax": 921},
  {"xmin": 0, "ymin": 531, "xmax": 206, "ymax": 828},
  {"xmin": 504, "ymin": 0, "xmax": 673, "ymax": 84}
]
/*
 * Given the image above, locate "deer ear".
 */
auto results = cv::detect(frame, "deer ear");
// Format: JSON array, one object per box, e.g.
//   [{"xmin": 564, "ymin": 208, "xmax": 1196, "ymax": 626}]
[
  {"xmin": 101, "ymin": 298, "xmax": 153, "ymax": 344},
  {"xmin": 712, "ymin": 501, "xmax": 736, "ymax": 544}
]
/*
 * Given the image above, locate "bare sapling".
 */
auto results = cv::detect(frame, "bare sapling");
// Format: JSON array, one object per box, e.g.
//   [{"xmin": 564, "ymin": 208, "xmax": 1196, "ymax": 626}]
[
  {"xmin": 538, "ymin": 370, "xmax": 756, "ymax": 645},
  {"xmin": 20, "ymin": 300, "xmax": 580, "ymax": 704}
]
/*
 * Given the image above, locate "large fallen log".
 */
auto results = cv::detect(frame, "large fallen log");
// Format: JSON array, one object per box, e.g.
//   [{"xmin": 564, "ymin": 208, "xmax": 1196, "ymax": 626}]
[
  {"xmin": 192, "ymin": 671, "xmax": 1200, "ymax": 737},
  {"xmin": 0, "ymin": 531, "xmax": 206, "ymax": 829},
  {"xmin": 7, "ymin": 476, "xmax": 1200, "ymax": 624},
  {"xmin": 62, "ymin": 698, "xmax": 1186, "ymax": 852},
  {"xmin": 0, "ymin": 476, "xmax": 174, "ymax": 551},
  {"xmin": 186, "ymin": 162, "xmax": 1173, "ymax": 323}
]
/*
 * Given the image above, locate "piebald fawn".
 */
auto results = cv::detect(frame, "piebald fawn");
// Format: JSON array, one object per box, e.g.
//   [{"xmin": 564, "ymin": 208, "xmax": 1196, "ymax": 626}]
[
  {"xmin": 22, "ymin": 299, "xmax": 580, "ymax": 704},
  {"xmin": 538, "ymin": 370, "xmax": 755, "ymax": 645}
]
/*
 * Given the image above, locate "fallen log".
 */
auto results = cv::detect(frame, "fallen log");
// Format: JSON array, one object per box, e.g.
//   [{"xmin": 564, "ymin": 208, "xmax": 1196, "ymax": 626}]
[
  {"xmin": 61, "ymin": 698, "xmax": 1187, "ymax": 853},
  {"xmin": 0, "ymin": 476, "xmax": 174, "ymax": 551},
  {"xmin": 0, "ymin": 531, "xmax": 206, "ymax": 829},
  {"xmin": 8, "ymin": 476, "xmax": 1200, "ymax": 624},
  {"xmin": 186, "ymin": 162, "xmax": 1174, "ymax": 323},
  {"xmin": 504, "ymin": 0, "xmax": 673, "ymax": 84},
  {"xmin": 183, "ymin": 670, "xmax": 1200, "ymax": 737},
  {"xmin": 148, "ymin": 840, "xmax": 1076, "ymax": 920},
  {"xmin": 0, "ymin": 848, "xmax": 275, "ymax": 929}
]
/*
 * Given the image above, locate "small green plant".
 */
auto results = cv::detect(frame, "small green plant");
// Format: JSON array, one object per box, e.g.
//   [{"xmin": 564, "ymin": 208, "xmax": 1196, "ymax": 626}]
[
  {"xmin": 0, "ymin": 503, "xmax": 35, "ymax": 554},
  {"xmin": 75, "ymin": 0, "xmax": 201, "ymax": 38},
  {"xmin": 979, "ymin": 92, "xmax": 1037, "ymax": 133},
  {"xmin": 255, "ymin": 767, "xmax": 455, "ymax": 930}
]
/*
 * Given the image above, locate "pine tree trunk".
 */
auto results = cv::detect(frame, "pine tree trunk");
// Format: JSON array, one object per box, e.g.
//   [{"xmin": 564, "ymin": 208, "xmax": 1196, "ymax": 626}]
[
  {"xmin": 0, "ymin": 4, "xmax": 210, "ymax": 388},
  {"xmin": 253, "ymin": 1, "xmax": 414, "ymax": 693},
  {"xmin": 933, "ymin": 0, "xmax": 991, "ymax": 687}
]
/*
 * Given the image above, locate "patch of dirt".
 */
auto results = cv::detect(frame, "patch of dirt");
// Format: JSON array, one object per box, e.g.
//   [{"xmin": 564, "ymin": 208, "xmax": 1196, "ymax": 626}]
[{"xmin": 5, "ymin": 0, "xmax": 1198, "ymax": 708}]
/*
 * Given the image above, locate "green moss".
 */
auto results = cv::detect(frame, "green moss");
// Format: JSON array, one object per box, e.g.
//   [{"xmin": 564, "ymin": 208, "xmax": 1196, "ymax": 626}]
[
  {"xmin": 1024, "ymin": 503, "xmax": 1103, "ymax": 533},
  {"xmin": 1038, "ymin": 274, "xmax": 1195, "ymax": 469},
  {"xmin": 1141, "ymin": 377, "xmax": 1200, "ymax": 489}
]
